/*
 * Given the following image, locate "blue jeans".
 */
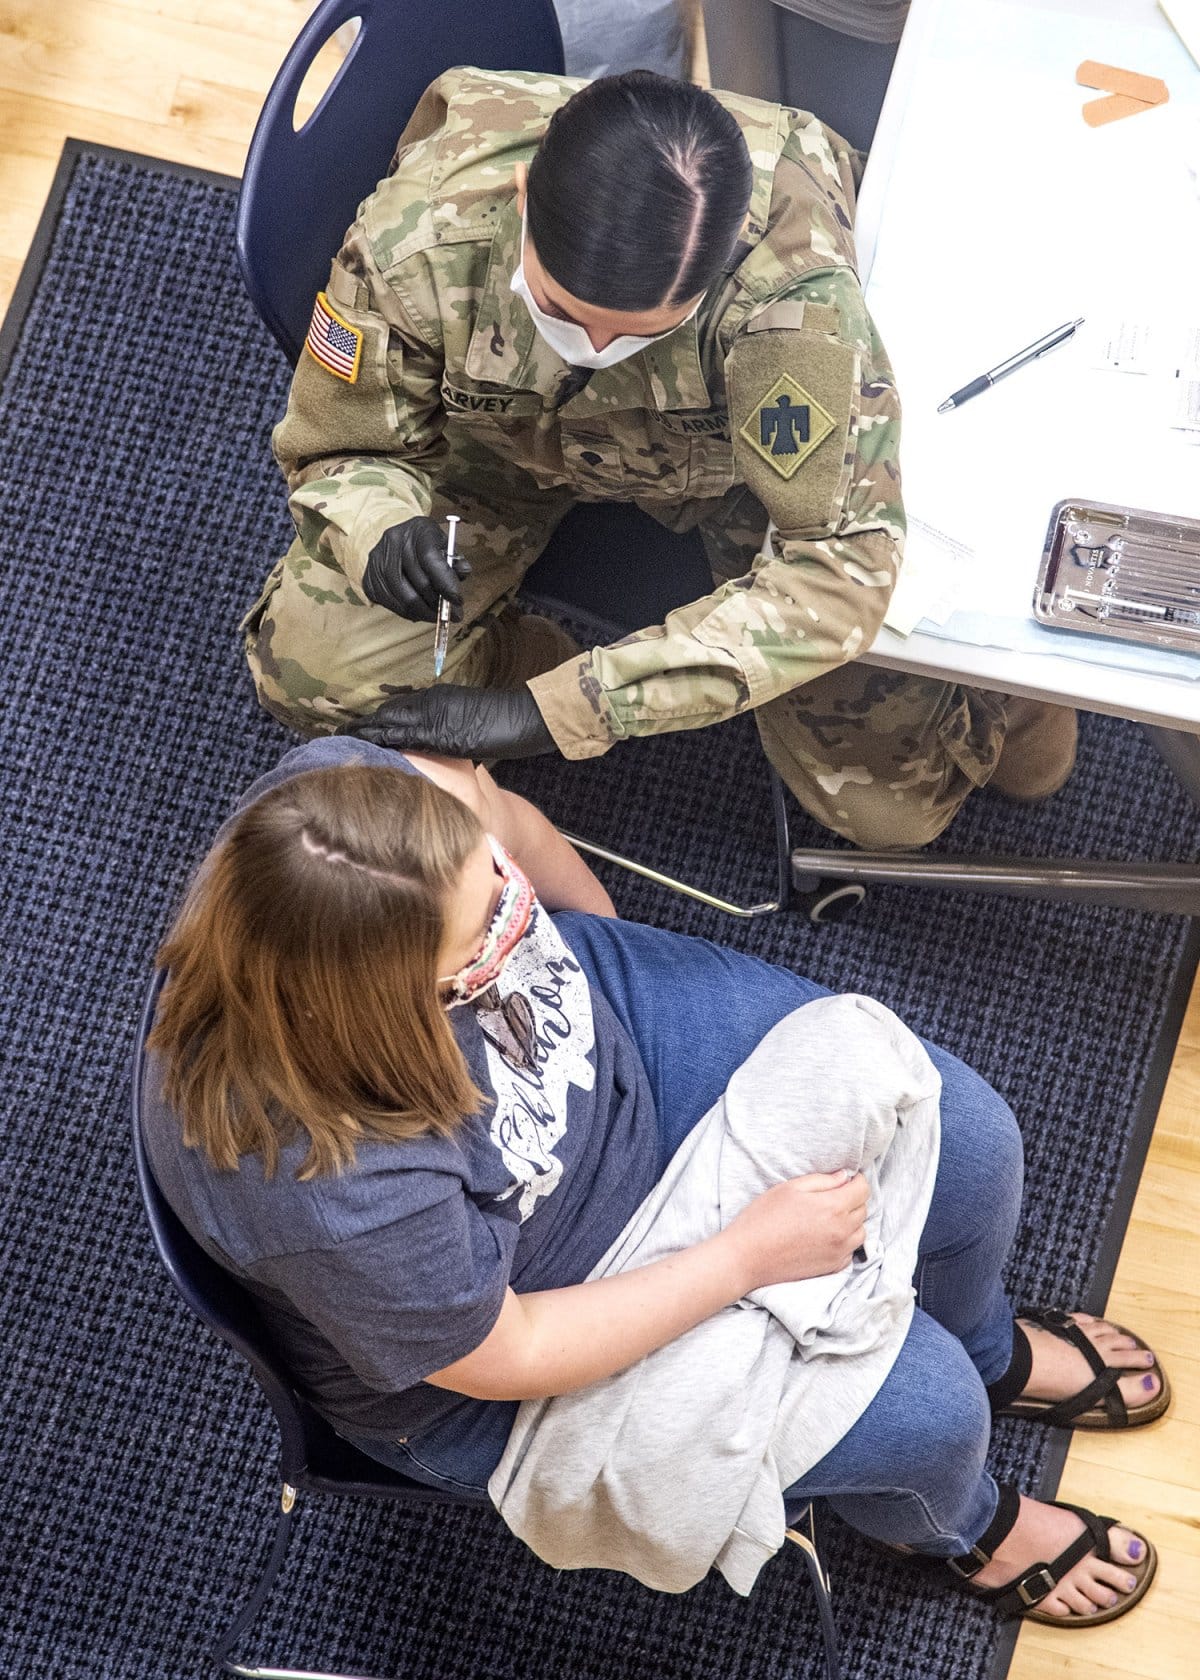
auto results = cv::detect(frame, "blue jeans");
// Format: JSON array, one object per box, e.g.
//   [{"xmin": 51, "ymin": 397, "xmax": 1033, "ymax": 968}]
[{"xmin": 348, "ymin": 915, "xmax": 1023, "ymax": 1554}]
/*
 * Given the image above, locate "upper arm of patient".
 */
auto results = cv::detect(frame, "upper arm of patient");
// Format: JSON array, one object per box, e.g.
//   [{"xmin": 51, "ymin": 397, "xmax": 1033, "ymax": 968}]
[
  {"xmin": 422, "ymin": 1286, "xmax": 532, "ymax": 1400},
  {"xmin": 404, "ymin": 754, "xmax": 513, "ymax": 843},
  {"xmin": 403, "ymin": 752, "xmax": 486, "ymax": 815}
]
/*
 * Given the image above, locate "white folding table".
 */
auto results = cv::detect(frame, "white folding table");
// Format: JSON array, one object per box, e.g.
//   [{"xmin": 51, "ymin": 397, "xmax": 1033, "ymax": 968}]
[{"xmin": 787, "ymin": 0, "xmax": 1200, "ymax": 914}]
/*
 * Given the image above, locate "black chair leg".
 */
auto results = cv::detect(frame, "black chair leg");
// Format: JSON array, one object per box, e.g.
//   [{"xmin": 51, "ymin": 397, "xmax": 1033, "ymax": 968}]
[
  {"xmin": 211, "ymin": 1481, "xmax": 400, "ymax": 1680},
  {"xmin": 211, "ymin": 1481, "xmax": 299, "ymax": 1678},
  {"xmin": 785, "ymin": 1504, "xmax": 841, "ymax": 1680}
]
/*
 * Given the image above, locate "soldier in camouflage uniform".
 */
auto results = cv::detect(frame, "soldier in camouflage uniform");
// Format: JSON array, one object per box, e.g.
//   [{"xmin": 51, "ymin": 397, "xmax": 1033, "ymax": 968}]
[{"xmin": 245, "ymin": 67, "xmax": 1074, "ymax": 847}]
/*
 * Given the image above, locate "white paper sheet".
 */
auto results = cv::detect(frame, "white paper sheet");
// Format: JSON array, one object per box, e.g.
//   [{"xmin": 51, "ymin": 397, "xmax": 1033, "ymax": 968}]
[{"xmin": 862, "ymin": 0, "xmax": 1200, "ymax": 670}]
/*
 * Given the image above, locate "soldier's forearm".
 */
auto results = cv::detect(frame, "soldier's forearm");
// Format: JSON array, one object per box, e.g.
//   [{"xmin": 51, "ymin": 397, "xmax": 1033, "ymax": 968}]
[
  {"xmin": 526, "ymin": 529, "xmax": 898, "ymax": 758},
  {"xmin": 288, "ymin": 461, "xmax": 436, "ymax": 589}
]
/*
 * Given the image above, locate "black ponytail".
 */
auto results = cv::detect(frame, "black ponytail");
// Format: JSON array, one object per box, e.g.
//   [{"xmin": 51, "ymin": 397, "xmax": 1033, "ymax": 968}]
[{"xmin": 525, "ymin": 71, "xmax": 754, "ymax": 311}]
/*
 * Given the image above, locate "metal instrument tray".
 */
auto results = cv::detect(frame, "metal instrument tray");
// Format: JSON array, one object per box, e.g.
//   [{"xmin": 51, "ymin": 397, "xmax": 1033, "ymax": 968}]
[{"xmin": 1034, "ymin": 499, "xmax": 1200, "ymax": 653}]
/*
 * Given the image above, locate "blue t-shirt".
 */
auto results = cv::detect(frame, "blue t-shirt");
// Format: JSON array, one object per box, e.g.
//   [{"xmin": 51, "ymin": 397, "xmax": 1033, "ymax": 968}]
[{"xmin": 141, "ymin": 738, "xmax": 660, "ymax": 1439}]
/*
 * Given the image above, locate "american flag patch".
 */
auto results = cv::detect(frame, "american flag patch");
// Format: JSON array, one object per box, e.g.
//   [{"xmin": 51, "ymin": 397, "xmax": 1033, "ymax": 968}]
[{"xmin": 305, "ymin": 292, "xmax": 363, "ymax": 383}]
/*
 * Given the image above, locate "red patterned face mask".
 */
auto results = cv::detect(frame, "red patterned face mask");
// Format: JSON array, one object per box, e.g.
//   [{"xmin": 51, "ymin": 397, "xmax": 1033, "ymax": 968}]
[{"xmin": 438, "ymin": 837, "xmax": 536, "ymax": 1007}]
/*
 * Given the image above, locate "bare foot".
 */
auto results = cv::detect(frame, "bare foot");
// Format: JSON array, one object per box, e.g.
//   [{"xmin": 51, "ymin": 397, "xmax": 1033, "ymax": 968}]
[
  {"xmin": 972, "ymin": 1493, "xmax": 1148, "ymax": 1618},
  {"xmin": 1016, "ymin": 1312, "xmax": 1162, "ymax": 1412}
]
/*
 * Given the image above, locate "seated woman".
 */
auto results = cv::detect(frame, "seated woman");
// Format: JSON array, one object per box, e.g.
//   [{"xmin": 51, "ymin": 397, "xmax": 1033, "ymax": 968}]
[{"xmin": 141, "ymin": 735, "xmax": 1169, "ymax": 1627}]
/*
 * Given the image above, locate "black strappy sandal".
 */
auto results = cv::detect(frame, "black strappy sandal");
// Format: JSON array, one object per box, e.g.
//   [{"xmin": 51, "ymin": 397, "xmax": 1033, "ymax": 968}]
[
  {"xmin": 944, "ymin": 1482, "xmax": 1157, "ymax": 1626},
  {"xmin": 986, "ymin": 1306, "xmax": 1171, "ymax": 1429}
]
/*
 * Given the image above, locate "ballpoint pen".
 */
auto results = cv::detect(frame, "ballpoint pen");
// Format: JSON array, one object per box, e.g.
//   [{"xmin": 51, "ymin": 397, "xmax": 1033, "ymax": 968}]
[
  {"xmin": 433, "ymin": 513, "xmax": 459, "ymax": 679},
  {"xmin": 937, "ymin": 317, "xmax": 1085, "ymax": 413}
]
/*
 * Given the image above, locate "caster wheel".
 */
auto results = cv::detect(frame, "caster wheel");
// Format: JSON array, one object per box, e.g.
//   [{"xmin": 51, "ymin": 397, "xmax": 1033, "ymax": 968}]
[{"xmin": 796, "ymin": 881, "xmax": 866, "ymax": 925}]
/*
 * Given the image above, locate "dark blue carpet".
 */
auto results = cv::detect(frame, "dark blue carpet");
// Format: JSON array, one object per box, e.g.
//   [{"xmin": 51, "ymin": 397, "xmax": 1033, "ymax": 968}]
[{"xmin": 1, "ymin": 144, "xmax": 1196, "ymax": 1680}]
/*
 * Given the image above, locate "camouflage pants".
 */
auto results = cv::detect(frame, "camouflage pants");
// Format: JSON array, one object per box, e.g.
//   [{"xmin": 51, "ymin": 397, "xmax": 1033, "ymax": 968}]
[{"xmin": 245, "ymin": 455, "xmax": 1006, "ymax": 848}]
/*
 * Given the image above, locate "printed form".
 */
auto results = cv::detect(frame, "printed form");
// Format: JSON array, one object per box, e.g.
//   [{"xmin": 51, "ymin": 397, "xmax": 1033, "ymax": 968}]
[{"xmin": 863, "ymin": 0, "xmax": 1200, "ymax": 675}]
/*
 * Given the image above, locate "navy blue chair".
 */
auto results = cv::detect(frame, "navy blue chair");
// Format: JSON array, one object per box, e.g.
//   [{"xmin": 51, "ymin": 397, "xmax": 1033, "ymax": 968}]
[
  {"xmin": 131, "ymin": 972, "xmax": 487, "ymax": 1680},
  {"xmin": 132, "ymin": 969, "xmax": 842, "ymax": 1680},
  {"xmin": 237, "ymin": 0, "xmax": 566, "ymax": 365}
]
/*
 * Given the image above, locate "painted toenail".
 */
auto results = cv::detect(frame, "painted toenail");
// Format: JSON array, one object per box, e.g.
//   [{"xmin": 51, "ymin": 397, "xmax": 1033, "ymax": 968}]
[
  {"xmin": 1144, "ymin": 1351, "xmax": 1155, "ymax": 1365},
  {"xmin": 1129, "ymin": 1540, "xmax": 1144, "ymax": 1560},
  {"xmin": 1125, "ymin": 1575, "xmax": 1138, "ymax": 1591},
  {"xmin": 1143, "ymin": 1374, "xmax": 1156, "ymax": 1390}
]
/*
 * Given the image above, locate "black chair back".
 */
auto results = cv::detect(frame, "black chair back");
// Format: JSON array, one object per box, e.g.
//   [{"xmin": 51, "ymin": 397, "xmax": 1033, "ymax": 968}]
[
  {"xmin": 130, "ymin": 972, "xmax": 480, "ymax": 1504},
  {"xmin": 236, "ymin": 0, "xmax": 565, "ymax": 365}
]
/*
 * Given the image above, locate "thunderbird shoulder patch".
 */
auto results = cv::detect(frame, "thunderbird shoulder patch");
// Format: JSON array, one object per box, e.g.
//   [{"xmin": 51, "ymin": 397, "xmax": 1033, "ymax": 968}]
[
  {"xmin": 728, "ymin": 326, "xmax": 858, "ymax": 533},
  {"xmin": 739, "ymin": 373, "xmax": 835, "ymax": 480},
  {"xmin": 305, "ymin": 292, "xmax": 363, "ymax": 383}
]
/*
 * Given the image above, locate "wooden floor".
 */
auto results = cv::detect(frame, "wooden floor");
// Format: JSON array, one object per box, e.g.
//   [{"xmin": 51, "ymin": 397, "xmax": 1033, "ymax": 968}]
[{"xmin": 2, "ymin": 5, "xmax": 1196, "ymax": 1677}]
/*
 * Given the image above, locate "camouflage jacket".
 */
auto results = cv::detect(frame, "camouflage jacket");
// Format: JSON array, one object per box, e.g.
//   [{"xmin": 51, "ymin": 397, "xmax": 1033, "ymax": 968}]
[{"xmin": 273, "ymin": 68, "xmax": 904, "ymax": 758}]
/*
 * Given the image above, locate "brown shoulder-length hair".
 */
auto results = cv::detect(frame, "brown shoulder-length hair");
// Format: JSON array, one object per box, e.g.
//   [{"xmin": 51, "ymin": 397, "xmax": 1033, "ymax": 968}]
[{"xmin": 148, "ymin": 764, "xmax": 487, "ymax": 1180}]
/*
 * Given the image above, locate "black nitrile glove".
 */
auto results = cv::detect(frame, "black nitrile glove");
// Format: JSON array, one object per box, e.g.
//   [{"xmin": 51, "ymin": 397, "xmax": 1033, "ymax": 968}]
[
  {"xmin": 340, "ymin": 685, "xmax": 557, "ymax": 761},
  {"xmin": 361, "ymin": 516, "xmax": 471, "ymax": 622}
]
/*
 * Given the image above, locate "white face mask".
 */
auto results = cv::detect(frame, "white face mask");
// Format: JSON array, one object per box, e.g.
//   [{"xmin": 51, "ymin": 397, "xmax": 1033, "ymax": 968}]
[{"xmin": 510, "ymin": 215, "xmax": 701, "ymax": 370}]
